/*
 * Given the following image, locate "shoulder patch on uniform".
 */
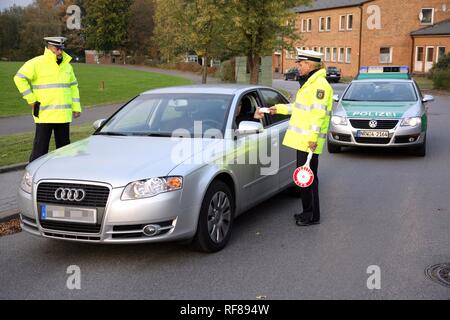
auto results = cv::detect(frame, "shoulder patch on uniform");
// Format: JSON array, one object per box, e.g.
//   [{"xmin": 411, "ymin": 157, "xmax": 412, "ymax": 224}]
[{"xmin": 316, "ymin": 89, "xmax": 325, "ymax": 100}]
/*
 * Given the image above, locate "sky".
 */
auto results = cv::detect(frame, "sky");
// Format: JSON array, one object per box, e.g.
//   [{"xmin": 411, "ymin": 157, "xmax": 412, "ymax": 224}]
[{"xmin": 0, "ymin": 0, "xmax": 33, "ymax": 10}]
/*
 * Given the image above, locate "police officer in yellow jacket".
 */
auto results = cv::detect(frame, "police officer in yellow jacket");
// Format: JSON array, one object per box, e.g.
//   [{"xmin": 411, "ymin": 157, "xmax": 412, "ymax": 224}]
[
  {"xmin": 256, "ymin": 50, "xmax": 333, "ymax": 226},
  {"xmin": 13, "ymin": 36, "xmax": 82, "ymax": 162}
]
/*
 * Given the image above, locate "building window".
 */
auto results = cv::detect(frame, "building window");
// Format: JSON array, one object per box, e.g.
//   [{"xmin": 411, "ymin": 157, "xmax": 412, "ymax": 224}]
[
  {"xmin": 319, "ymin": 17, "xmax": 325, "ymax": 32},
  {"xmin": 326, "ymin": 16, "xmax": 331, "ymax": 31},
  {"xmin": 416, "ymin": 47, "xmax": 424, "ymax": 61},
  {"xmin": 437, "ymin": 47, "xmax": 446, "ymax": 62},
  {"xmin": 420, "ymin": 8, "xmax": 434, "ymax": 25},
  {"xmin": 332, "ymin": 48, "xmax": 337, "ymax": 62},
  {"xmin": 319, "ymin": 47, "xmax": 324, "ymax": 54},
  {"xmin": 286, "ymin": 50, "xmax": 296, "ymax": 60},
  {"xmin": 338, "ymin": 48, "xmax": 345, "ymax": 63},
  {"xmin": 301, "ymin": 19, "xmax": 307, "ymax": 32},
  {"xmin": 325, "ymin": 48, "xmax": 331, "ymax": 61},
  {"xmin": 339, "ymin": 15, "xmax": 346, "ymax": 31},
  {"xmin": 307, "ymin": 18, "xmax": 312, "ymax": 32},
  {"xmin": 346, "ymin": 48, "xmax": 352, "ymax": 63},
  {"xmin": 380, "ymin": 47, "xmax": 392, "ymax": 63},
  {"xmin": 347, "ymin": 14, "xmax": 353, "ymax": 30}
]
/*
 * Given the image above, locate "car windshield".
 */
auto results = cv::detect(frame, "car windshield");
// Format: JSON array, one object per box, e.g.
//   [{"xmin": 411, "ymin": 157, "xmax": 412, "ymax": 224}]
[
  {"xmin": 97, "ymin": 93, "xmax": 233, "ymax": 138},
  {"xmin": 328, "ymin": 67, "xmax": 338, "ymax": 71},
  {"xmin": 342, "ymin": 82, "xmax": 417, "ymax": 102}
]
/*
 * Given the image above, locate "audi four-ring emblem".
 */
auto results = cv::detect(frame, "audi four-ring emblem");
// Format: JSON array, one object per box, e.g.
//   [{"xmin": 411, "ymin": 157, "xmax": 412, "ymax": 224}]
[{"xmin": 54, "ymin": 188, "xmax": 86, "ymax": 202}]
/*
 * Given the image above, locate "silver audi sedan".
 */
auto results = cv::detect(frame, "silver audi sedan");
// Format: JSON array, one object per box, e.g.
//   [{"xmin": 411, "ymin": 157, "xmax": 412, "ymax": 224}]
[{"xmin": 18, "ymin": 85, "xmax": 298, "ymax": 252}]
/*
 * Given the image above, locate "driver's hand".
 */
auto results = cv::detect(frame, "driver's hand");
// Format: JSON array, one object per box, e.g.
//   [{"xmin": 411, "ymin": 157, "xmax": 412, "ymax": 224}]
[{"xmin": 254, "ymin": 107, "xmax": 264, "ymax": 120}]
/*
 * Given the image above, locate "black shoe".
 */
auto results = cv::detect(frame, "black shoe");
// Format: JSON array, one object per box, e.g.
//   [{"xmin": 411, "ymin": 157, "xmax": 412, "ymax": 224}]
[
  {"xmin": 295, "ymin": 219, "xmax": 320, "ymax": 227},
  {"xmin": 293, "ymin": 213, "xmax": 303, "ymax": 221}
]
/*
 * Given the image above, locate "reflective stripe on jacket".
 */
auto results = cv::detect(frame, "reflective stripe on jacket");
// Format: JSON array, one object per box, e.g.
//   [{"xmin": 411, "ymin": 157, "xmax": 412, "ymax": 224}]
[
  {"xmin": 275, "ymin": 68, "xmax": 333, "ymax": 154},
  {"xmin": 13, "ymin": 48, "xmax": 81, "ymax": 123}
]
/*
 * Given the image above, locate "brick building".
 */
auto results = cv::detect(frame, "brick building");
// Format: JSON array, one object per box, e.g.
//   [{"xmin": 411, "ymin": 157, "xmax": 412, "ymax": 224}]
[{"xmin": 274, "ymin": 0, "xmax": 450, "ymax": 77}]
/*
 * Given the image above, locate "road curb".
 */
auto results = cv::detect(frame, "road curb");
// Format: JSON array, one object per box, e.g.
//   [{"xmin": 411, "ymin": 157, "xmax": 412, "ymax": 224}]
[
  {"xmin": 0, "ymin": 209, "xmax": 20, "ymax": 223},
  {"xmin": 0, "ymin": 162, "xmax": 28, "ymax": 174}
]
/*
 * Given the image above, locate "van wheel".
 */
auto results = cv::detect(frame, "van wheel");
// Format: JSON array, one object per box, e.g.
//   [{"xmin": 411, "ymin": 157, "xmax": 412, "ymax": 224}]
[
  {"xmin": 192, "ymin": 181, "xmax": 235, "ymax": 253},
  {"xmin": 327, "ymin": 140, "xmax": 341, "ymax": 153}
]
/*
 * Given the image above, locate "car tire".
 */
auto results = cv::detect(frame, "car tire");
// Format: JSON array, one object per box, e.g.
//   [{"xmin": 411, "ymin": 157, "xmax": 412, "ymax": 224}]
[
  {"xmin": 327, "ymin": 140, "xmax": 341, "ymax": 153},
  {"xmin": 192, "ymin": 180, "xmax": 235, "ymax": 253},
  {"xmin": 411, "ymin": 135, "xmax": 426, "ymax": 157}
]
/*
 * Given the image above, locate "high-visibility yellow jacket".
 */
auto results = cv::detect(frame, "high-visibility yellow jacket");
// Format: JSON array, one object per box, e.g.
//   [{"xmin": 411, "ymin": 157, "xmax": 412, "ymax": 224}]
[
  {"xmin": 13, "ymin": 48, "xmax": 81, "ymax": 123},
  {"xmin": 275, "ymin": 68, "xmax": 333, "ymax": 154}
]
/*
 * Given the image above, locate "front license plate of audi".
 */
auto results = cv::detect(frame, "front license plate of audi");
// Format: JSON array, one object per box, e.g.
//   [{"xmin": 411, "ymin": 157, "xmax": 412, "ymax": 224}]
[
  {"xmin": 40, "ymin": 204, "xmax": 97, "ymax": 224},
  {"xmin": 357, "ymin": 130, "xmax": 389, "ymax": 138}
]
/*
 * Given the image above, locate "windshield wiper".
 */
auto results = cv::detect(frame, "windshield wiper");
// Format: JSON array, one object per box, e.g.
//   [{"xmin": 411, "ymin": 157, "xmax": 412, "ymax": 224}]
[
  {"xmin": 131, "ymin": 132, "xmax": 172, "ymax": 137},
  {"xmin": 94, "ymin": 132, "xmax": 128, "ymax": 136}
]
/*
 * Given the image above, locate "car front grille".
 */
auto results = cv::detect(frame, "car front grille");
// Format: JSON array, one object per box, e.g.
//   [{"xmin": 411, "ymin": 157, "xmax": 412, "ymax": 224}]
[
  {"xmin": 350, "ymin": 119, "xmax": 398, "ymax": 130},
  {"xmin": 37, "ymin": 183, "xmax": 110, "ymax": 207},
  {"xmin": 37, "ymin": 182, "xmax": 109, "ymax": 235},
  {"xmin": 355, "ymin": 137, "xmax": 391, "ymax": 144}
]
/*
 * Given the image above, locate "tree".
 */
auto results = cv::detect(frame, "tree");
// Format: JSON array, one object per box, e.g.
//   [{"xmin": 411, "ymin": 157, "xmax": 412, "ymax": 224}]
[
  {"xmin": 84, "ymin": 0, "xmax": 132, "ymax": 60},
  {"xmin": 225, "ymin": 0, "xmax": 308, "ymax": 84},
  {"xmin": 154, "ymin": 0, "xmax": 228, "ymax": 83},
  {"xmin": 127, "ymin": 0, "xmax": 156, "ymax": 58}
]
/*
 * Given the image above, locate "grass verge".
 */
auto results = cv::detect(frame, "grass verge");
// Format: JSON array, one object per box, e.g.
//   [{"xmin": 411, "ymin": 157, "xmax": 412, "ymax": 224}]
[
  {"xmin": 0, "ymin": 62, "xmax": 192, "ymax": 117},
  {"xmin": 0, "ymin": 123, "xmax": 94, "ymax": 167}
]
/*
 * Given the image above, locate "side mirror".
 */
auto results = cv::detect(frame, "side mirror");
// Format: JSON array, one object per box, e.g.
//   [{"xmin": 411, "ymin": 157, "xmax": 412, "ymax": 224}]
[
  {"xmin": 93, "ymin": 119, "xmax": 106, "ymax": 130},
  {"xmin": 236, "ymin": 121, "xmax": 263, "ymax": 135},
  {"xmin": 422, "ymin": 95, "xmax": 434, "ymax": 103},
  {"xmin": 332, "ymin": 94, "xmax": 340, "ymax": 102}
]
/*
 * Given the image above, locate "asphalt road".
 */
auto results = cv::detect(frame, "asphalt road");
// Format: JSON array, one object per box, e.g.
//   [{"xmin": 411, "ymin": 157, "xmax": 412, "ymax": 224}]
[{"xmin": 1, "ymin": 80, "xmax": 449, "ymax": 299}]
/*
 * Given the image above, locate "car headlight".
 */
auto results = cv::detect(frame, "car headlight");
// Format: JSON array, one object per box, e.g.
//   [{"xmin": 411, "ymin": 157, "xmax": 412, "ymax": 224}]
[
  {"xmin": 331, "ymin": 115, "xmax": 348, "ymax": 126},
  {"xmin": 20, "ymin": 171, "xmax": 32, "ymax": 194},
  {"xmin": 401, "ymin": 117, "xmax": 421, "ymax": 127},
  {"xmin": 121, "ymin": 176, "xmax": 183, "ymax": 200}
]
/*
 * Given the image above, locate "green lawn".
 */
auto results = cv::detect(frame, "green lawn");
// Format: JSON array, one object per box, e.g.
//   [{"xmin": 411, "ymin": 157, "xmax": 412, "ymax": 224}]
[
  {"xmin": 0, "ymin": 123, "xmax": 94, "ymax": 167},
  {"xmin": 0, "ymin": 62, "xmax": 192, "ymax": 117}
]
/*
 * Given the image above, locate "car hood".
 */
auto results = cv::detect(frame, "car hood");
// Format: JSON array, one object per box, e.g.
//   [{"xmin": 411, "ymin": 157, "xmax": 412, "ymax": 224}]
[
  {"xmin": 339, "ymin": 101, "xmax": 417, "ymax": 119},
  {"xmin": 32, "ymin": 136, "xmax": 218, "ymax": 188}
]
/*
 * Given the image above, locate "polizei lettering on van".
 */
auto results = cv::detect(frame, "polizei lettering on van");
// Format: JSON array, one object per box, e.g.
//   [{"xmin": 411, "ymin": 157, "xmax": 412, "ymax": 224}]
[{"xmin": 348, "ymin": 111, "xmax": 399, "ymax": 118}]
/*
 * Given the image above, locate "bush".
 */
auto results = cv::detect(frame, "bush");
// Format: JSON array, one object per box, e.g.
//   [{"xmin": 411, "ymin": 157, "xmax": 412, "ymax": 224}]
[
  {"xmin": 432, "ymin": 69, "xmax": 450, "ymax": 90},
  {"xmin": 219, "ymin": 60, "xmax": 236, "ymax": 83},
  {"xmin": 431, "ymin": 52, "xmax": 450, "ymax": 90}
]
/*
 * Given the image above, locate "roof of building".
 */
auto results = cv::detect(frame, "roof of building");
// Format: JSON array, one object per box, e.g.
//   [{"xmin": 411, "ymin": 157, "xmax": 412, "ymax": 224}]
[
  {"xmin": 293, "ymin": 0, "xmax": 371, "ymax": 13},
  {"xmin": 411, "ymin": 19, "xmax": 450, "ymax": 36}
]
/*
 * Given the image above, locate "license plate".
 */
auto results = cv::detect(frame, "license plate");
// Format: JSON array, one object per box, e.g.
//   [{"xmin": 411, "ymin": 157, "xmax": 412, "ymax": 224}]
[
  {"xmin": 40, "ymin": 204, "xmax": 97, "ymax": 224},
  {"xmin": 357, "ymin": 130, "xmax": 389, "ymax": 138},
  {"xmin": 330, "ymin": 74, "xmax": 337, "ymax": 77}
]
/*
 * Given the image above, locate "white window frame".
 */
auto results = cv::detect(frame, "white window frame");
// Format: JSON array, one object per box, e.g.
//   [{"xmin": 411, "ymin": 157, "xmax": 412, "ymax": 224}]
[
  {"xmin": 379, "ymin": 47, "xmax": 393, "ymax": 64},
  {"xmin": 338, "ymin": 47, "xmax": 345, "ymax": 63},
  {"xmin": 319, "ymin": 47, "xmax": 324, "ymax": 54},
  {"xmin": 420, "ymin": 8, "xmax": 434, "ymax": 25},
  {"xmin": 346, "ymin": 47, "xmax": 352, "ymax": 63},
  {"xmin": 325, "ymin": 47, "xmax": 331, "ymax": 61},
  {"xmin": 326, "ymin": 16, "xmax": 331, "ymax": 31},
  {"xmin": 307, "ymin": 18, "xmax": 312, "ymax": 32},
  {"xmin": 331, "ymin": 48, "xmax": 337, "ymax": 62},
  {"xmin": 319, "ymin": 17, "xmax": 325, "ymax": 32},
  {"xmin": 301, "ymin": 19, "xmax": 306, "ymax": 32},
  {"xmin": 339, "ymin": 15, "xmax": 346, "ymax": 31},
  {"xmin": 436, "ymin": 46, "xmax": 446, "ymax": 62},
  {"xmin": 347, "ymin": 14, "xmax": 353, "ymax": 30}
]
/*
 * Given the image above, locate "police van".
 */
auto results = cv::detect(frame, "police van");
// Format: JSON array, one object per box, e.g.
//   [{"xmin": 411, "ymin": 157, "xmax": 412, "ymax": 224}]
[{"xmin": 328, "ymin": 66, "xmax": 433, "ymax": 156}]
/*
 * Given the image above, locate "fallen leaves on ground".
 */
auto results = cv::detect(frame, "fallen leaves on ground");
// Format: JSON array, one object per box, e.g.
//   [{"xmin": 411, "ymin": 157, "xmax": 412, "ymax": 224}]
[{"xmin": 0, "ymin": 219, "xmax": 21, "ymax": 236}]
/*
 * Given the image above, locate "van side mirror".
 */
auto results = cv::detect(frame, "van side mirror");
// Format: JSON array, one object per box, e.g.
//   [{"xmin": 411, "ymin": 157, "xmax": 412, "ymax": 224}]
[
  {"xmin": 422, "ymin": 95, "xmax": 434, "ymax": 103},
  {"xmin": 332, "ymin": 94, "xmax": 340, "ymax": 102}
]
